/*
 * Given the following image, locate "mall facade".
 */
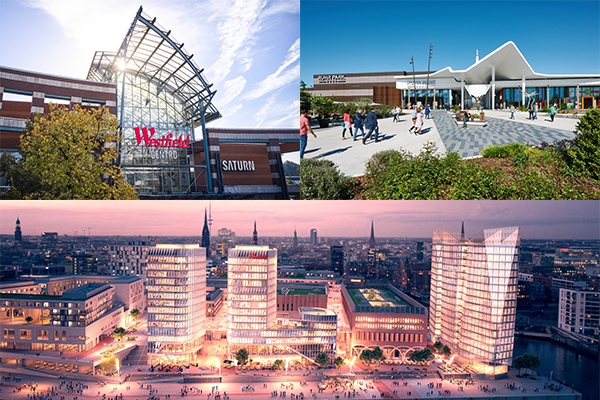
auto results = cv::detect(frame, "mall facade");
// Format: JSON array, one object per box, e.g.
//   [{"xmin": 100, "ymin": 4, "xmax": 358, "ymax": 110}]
[
  {"xmin": 0, "ymin": 6, "xmax": 297, "ymax": 199},
  {"xmin": 307, "ymin": 42, "xmax": 600, "ymax": 110},
  {"xmin": 429, "ymin": 225, "xmax": 520, "ymax": 379}
]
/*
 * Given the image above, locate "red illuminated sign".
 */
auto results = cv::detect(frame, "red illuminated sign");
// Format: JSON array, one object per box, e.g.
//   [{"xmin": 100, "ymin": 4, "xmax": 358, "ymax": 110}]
[
  {"xmin": 248, "ymin": 251, "xmax": 268, "ymax": 260},
  {"xmin": 134, "ymin": 127, "xmax": 190, "ymax": 148}
]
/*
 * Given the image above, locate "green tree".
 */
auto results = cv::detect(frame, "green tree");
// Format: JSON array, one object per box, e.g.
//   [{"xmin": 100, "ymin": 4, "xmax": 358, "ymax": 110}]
[
  {"xmin": 441, "ymin": 345, "xmax": 451, "ymax": 357},
  {"xmin": 433, "ymin": 341, "xmax": 444, "ymax": 353},
  {"xmin": 334, "ymin": 356, "xmax": 344, "ymax": 369},
  {"xmin": 359, "ymin": 349, "xmax": 373, "ymax": 365},
  {"xmin": 300, "ymin": 159, "xmax": 351, "ymax": 200},
  {"xmin": 521, "ymin": 353, "xmax": 541, "ymax": 376},
  {"xmin": 111, "ymin": 327, "xmax": 127, "ymax": 342},
  {"xmin": 512, "ymin": 355, "xmax": 526, "ymax": 376},
  {"xmin": 235, "ymin": 348, "xmax": 249, "ymax": 366},
  {"xmin": 567, "ymin": 108, "xmax": 600, "ymax": 179},
  {"xmin": 272, "ymin": 359, "xmax": 284, "ymax": 370},
  {"xmin": 367, "ymin": 293, "xmax": 377, "ymax": 301},
  {"xmin": 409, "ymin": 348, "xmax": 434, "ymax": 362},
  {"xmin": 130, "ymin": 309, "xmax": 141, "ymax": 320},
  {"xmin": 0, "ymin": 104, "xmax": 137, "ymax": 199},
  {"xmin": 315, "ymin": 352, "xmax": 330, "ymax": 368},
  {"xmin": 25, "ymin": 316, "xmax": 33, "ymax": 324},
  {"xmin": 371, "ymin": 346, "xmax": 385, "ymax": 366},
  {"xmin": 311, "ymin": 95, "xmax": 337, "ymax": 118},
  {"xmin": 99, "ymin": 355, "xmax": 118, "ymax": 374}
]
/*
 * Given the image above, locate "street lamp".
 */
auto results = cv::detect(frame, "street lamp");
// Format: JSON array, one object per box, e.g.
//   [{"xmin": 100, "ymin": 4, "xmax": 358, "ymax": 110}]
[
  {"xmin": 409, "ymin": 56, "xmax": 416, "ymax": 108},
  {"xmin": 425, "ymin": 43, "xmax": 434, "ymax": 111}
]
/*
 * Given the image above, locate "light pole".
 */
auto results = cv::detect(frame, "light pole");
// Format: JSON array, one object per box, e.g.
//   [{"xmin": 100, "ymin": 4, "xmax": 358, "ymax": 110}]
[
  {"xmin": 425, "ymin": 43, "xmax": 434, "ymax": 112},
  {"xmin": 409, "ymin": 56, "xmax": 416, "ymax": 108}
]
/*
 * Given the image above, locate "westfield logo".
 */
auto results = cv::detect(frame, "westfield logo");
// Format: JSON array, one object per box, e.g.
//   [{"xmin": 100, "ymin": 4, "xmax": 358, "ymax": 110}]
[{"xmin": 133, "ymin": 127, "xmax": 190, "ymax": 148}]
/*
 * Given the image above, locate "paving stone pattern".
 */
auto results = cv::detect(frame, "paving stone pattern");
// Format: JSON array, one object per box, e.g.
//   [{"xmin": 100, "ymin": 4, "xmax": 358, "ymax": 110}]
[{"xmin": 431, "ymin": 110, "xmax": 575, "ymax": 158}]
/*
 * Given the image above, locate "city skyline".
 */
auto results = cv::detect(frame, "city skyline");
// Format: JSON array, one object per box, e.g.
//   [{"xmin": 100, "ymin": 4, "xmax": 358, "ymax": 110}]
[{"xmin": 1, "ymin": 200, "xmax": 598, "ymax": 240}]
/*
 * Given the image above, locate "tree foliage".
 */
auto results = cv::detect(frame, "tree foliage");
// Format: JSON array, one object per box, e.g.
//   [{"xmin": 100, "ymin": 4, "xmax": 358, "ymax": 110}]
[
  {"xmin": 300, "ymin": 159, "xmax": 352, "ymax": 200},
  {"xmin": 513, "ymin": 353, "xmax": 541, "ymax": 376},
  {"xmin": 111, "ymin": 327, "xmax": 127, "ymax": 342},
  {"xmin": 334, "ymin": 356, "xmax": 344, "ymax": 369},
  {"xmin": 272, "ymin": 359, "xmax": 284, "ymax": 370},
  {"xmin": 25, "ymin": 316, "xmax": 33, "ymax": 324},
  {"xmin": 433, "ymin": 341, "xmax": 444, "ymax": 353},
  {"xmin": 0, "ymin": 104, "xmax": 137, "ymax": 199},
  {"xmin": 235, "ymin": 348, "xmax": 249, "ymax": 366},
  {"xmin": 360, "ymin": 346, "xmax": 385, "ymax": 366},
  {"xmin": 566, "ymin": 108, "xmax": 600, "ymax": 180},
  {"xmin": 408, "ymin": 348, "xmax": 434, "ymax": 362},
  {"xmin": 315, "ymin": 352, "xmax": 330, "ymax": 368},
  {"xmin": 130, "ymin": 309, "xmax": 142, "ymax": 320},
  {"xmin": 310, "ymin": 95, "xmax": 337, "ymax": 118},
  {"xmin": 441, "ymin": 345, "xmax": 452, "ymax": 357}
]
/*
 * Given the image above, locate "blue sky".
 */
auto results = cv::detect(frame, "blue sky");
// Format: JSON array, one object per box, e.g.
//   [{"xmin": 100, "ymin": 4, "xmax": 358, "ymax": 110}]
[
  {"xmin": 301, "ymin": 0, "xmax": 600, "ymax": 86},
  {"xmin": 0, "ymin": 0, "xmax": 300, "ymax": 131}
]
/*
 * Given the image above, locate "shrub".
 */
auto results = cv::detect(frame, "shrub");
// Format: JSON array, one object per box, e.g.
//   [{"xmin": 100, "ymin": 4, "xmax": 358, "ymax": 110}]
[
  {"xmin": 300, "ymin": 159, "xmax": 350, "ymax": 199},
  {"xmin": 565, "ymin": 109, "xmax": 600, "ymax": 180},
  {"xmin": 481, "ymin": 142, "xmax": 528, "ymax": 158},
  {"xmin": 453, "ymin": 105, "xmax": 460, "ymax": 112}
]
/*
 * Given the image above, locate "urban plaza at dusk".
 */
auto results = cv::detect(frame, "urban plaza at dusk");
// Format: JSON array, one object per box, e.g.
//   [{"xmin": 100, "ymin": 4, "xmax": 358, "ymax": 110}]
[{"xmin": 0, "ymin": 200, "xmax": 598, "ymax": 400}]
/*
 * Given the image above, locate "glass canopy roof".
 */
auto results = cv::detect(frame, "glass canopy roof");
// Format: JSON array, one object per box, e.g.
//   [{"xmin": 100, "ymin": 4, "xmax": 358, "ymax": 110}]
[{"xmin": 87, "ymin": 6, "xmax": 221, "ymax": 127}]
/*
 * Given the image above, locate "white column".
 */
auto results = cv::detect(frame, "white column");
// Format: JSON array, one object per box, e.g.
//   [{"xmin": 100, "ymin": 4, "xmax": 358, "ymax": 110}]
[
  {"xmin": 491, "ymin": 65, "xmax": 496, "ymax": 110},
  {"xmin": 462, "ymin": 81, "xmax": 466, "ymax": 108},
  {"xmin": 521, "ymin": 75, "xmax": 526, "ymax": 107}
]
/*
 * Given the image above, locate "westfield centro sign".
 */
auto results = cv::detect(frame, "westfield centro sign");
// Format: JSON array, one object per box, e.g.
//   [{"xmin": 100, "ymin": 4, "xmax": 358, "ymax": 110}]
[{"xmin": 134, "ymin": 127, "xmax": 190, "ymax": 148}]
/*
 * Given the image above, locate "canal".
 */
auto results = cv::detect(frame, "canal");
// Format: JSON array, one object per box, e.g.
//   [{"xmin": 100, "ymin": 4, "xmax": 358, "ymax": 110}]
[{"xmin": 513, "ymin": 336, "xmax": 599, "ymax": 400}]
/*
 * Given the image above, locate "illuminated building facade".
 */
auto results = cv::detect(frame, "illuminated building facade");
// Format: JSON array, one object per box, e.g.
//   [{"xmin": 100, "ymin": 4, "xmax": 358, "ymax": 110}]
[
  {"xmin": 430, "ymin": 226, "xmax": 520, "ymax": 378},
  {"xmin": 227, "ymin": 246, "xmax": 337, "ymax": 364},
  {"xmin": 109, "ymin": 242, "xmax": 149, "ymax": 279},
  {"xmin": 341, "ymin": 285, "xmax": 427, "ymax": 359},
  {"xmin": 559, "ymin": 288, "xmax": 599, "ymax": 340},
  {"xmin": 147, "ymin": 244, "xmax": 206, "ymax": 363}
]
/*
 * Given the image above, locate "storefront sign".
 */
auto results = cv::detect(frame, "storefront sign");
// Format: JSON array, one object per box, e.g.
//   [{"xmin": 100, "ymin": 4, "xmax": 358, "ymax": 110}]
[
  {"xmin": 134, "ymin": 127, "xmax": 190, "ymax": 148},
  {"xmin": 318, "ymin": 74, "xmax": 346, "ymax": 84},
  {"xmin": 222, "ymin": 160, "xmax": 256, "ymax": 171},
  {"xmin": 407, "ymin": 80, "xmax": 436, "ymax": 88}
]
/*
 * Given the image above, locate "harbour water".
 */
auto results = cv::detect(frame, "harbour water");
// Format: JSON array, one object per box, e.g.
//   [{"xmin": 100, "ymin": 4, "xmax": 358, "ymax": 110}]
[{"xmin": 513, "ymin": 336, "xmax": 599, "ymax": 400}]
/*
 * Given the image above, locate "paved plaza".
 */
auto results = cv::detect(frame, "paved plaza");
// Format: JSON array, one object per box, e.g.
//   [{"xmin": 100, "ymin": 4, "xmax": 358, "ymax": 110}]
[
  {"xmin": 1, "ymin": 365, "xmax": 582, "ymax": 400},
  {"xmin": 305, "ymin": 110, "xmax": 579, "ymax": 177}
]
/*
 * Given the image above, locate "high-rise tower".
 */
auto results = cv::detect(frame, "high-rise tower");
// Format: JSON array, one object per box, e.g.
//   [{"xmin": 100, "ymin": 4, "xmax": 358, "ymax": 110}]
[
  {"xmin": 201, "ymin": 208, "xmax": 210, "ymax": 252},
  {"xmin": 369, "ymin": 220, "xmax": 376, "ymax": 248},
  {"xmin": 252, "ymin": 221, "xmax": 258, "ymax": 245},
  {"xmin": 14, "ymin": 217, "xmax": 22, "ymax": 242},
  {"xmin": 310, "ymin": 229, "xmax": 317, "ymax": 246},
  {"xmin": 147, "ymin": 244, "xmax": 206, "ymax": 363},
  {"xmin": 293, "ymin": 227, "xmax": 298, "ymax": 249},
  {"xmin": 429, "ymin": 225, "xmax": 520, "ymax": 378}
]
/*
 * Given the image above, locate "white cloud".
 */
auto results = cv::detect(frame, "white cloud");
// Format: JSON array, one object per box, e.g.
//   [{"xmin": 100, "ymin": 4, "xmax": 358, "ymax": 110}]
[
  {"xmin": 221, "ymin": 103, "xmax": 243, "ymax": 117},
  {"xmin": 217, "ymin": 76, "xmax": 247, "ymax": 107},
  {"xmin": 243, "ymin": 39, "xmax": 300, "ymax": 100}
]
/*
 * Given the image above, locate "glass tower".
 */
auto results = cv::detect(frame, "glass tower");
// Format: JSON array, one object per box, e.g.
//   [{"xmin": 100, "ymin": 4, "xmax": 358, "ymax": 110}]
[
  {"xmin": 146, "ymin": 244, "xmax": 206, "ymax": 363},
  {"xmin": 429, "ymin": 226, "xmax": 520, "ymax": 377}
]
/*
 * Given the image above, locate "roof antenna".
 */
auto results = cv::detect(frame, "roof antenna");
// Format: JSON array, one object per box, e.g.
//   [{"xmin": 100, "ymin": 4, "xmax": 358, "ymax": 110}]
[{"xmin": 476, "ymin": 49, "xmax": 479, "ymax": 63}]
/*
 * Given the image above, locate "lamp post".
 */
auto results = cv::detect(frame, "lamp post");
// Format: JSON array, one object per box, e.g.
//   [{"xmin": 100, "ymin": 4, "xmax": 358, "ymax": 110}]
[
  {"xmin": 409, "ymin": 56, "xmax": 416, "ymax": 108},
  {"xmin": 425, "ymin": 43, "xmax": 433, "ymax": 112}
]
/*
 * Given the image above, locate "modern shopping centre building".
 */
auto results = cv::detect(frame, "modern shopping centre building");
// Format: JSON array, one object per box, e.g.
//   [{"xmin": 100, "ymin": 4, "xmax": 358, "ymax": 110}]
[
  {"xmin": 307, "ymin": 41, "xmax": 600, "ymax": 110},
  {"xmin": 0, "ymin": 7, "xmax": 297, "ymax": 198}
]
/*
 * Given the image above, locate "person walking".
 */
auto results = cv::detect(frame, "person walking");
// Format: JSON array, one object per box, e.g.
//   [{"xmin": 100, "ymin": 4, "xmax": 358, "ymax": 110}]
[
  {"xmin": 408, "ymin": 106, "xmax": 418, "ymax": 132},
  {"xmin": 300, "ymin": 109, "xmax": 316, "ymax": 159},
  {"xmin": 362, "ymin": 107, "xmax": 380, "ymax": 144},
  {"xmin": 392, "ymin": 106, "xmax": 399, "ymax": 122},
  {"xmin": 549, "ymin": 103, "xmax": 557, "ymax": 122},
  {"xmin": 415, "ymin": 107, "xmax": 423, "ymax": 135},
  {"xmin": 528, "ymin": 103, "xmax": 534, "ymax": 119},
  {"xmin": 353, "ymin": 109, "xmax": 365, "ymax": 141},
  {"xmin": 425, "ymin": 104, "xmax": 430, "ymax": 119},
  {"xmin": 509, "ymin": 104, "xmax": 516, "ymax": 119},
  {"xmin": 341, "ymin": 109, "xmax": 352, "ymax": 139},
  {"xmin": 534, "ymin": 102, "xmax": 538, "ymax": 120}
]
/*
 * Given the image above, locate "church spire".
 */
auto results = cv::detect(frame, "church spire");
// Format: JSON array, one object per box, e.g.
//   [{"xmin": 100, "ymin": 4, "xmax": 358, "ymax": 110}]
[
  {"xmin": 369, "ymin": 219, "xmax": 376, "ymax": 248},
  {"xmin": 252, "ymin": 221, "xmax": 258, "ymax": 245},
  {"xmin": 201, "ymin": 208, "xmax": 210, "ymax": 252},
  {"xmin": 461, "ymin": 220, "xmax": 465, "ymax": 238},
  {"xmin": 14, "ymin": 216, "xmax": 22, "ymax": 242}
]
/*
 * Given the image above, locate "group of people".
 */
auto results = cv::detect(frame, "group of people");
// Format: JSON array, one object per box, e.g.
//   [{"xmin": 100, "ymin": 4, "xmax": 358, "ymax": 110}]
[
  {"xmin": 509, "ymin": 102, "xmax": 558, "ymax": 122},
  {"xmin": 300, "ymin": 103, "xmax": 435, "ymax": 158}
]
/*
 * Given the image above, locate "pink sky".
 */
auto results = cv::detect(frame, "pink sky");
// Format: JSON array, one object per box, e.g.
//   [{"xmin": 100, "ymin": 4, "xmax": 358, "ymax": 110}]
[{"xmin": 1, "ymin": 200, "xmax": 598, "ymax": 240}]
